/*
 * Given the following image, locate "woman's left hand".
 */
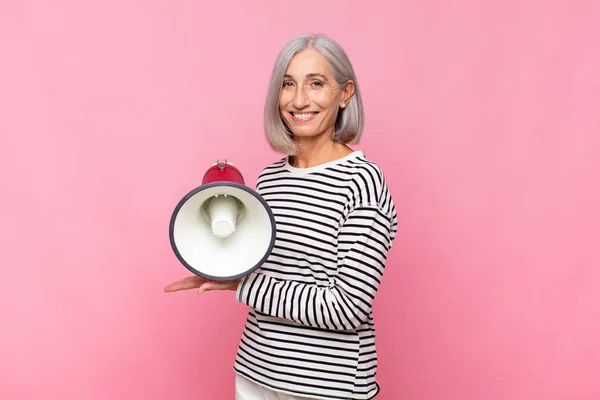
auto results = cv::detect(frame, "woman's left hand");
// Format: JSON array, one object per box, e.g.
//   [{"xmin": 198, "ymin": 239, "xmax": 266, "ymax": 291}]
[{"xmin": 164, "ymin": 275, "xmax": 241, "ymax": 295}]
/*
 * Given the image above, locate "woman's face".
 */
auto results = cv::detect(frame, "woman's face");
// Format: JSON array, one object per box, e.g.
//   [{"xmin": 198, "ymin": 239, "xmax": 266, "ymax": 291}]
[{"xmin": 279, "ymin": 49, "xmax": 354, "ymax": 140}]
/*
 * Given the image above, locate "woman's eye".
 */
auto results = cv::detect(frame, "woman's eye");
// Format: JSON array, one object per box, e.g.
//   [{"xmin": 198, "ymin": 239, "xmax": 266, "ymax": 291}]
[
  {"xmin": 311, "ymin": 81, "xmax": 323, "ymax": 87},
  {"xmin": 283, "ymin": 81, "xmax": 294, "ymax": 87}
]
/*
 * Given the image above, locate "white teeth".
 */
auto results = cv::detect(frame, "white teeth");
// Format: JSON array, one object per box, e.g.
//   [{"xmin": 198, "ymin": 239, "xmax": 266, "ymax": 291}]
[{"xmin": 293, "ymin": 113, "xmax": 315, "ymax": 120}]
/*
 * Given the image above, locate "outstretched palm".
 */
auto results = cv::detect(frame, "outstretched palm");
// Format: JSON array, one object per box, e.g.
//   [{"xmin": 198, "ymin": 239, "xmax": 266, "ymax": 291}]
[{"xmin": 164, "ymin": 275, "xmax": 240, "ymax": 294}]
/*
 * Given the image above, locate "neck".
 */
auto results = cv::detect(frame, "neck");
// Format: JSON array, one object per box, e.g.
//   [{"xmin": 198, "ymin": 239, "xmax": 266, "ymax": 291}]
[{"xmin": 290, "ymin": 131, "xmax": 354, "ymax": 169}]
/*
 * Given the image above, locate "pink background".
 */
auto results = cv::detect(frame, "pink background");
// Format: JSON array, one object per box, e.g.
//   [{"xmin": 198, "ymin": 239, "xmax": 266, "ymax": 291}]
[{"xmin": 1, "ymin": 1, "xmax": 599, "ymax": 399}]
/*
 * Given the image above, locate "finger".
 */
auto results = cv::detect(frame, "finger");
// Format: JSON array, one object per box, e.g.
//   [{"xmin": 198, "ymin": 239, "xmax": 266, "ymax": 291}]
[
  {"xmin": 198, "ymin": 281, "xmax": 235, "ymax": 295},
  {"xmin": 164, "ymin": 277, "xmax": 198, "ymax": 292},
  {"xmin": 164, "ymin": 276, "xmax": 206, "ymax": 292}
]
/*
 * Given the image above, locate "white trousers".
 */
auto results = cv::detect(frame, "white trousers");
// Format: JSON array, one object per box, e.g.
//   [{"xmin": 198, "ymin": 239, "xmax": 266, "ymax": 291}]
[{"xmin": 235, "ymin": 374, "xmax": 319, "ymax": 400}]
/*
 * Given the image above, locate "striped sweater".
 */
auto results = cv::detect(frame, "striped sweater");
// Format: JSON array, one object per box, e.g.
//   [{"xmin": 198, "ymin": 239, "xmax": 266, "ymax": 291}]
[{"xmin": 234, "ymin": 150, "xmax": 398, "ymax": 399}]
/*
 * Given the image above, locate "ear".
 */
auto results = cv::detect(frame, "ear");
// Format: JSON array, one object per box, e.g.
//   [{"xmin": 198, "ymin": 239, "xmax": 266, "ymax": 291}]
[{"xmin": 340, "ymin": 80, "xmax": 356, "ymax": 107}]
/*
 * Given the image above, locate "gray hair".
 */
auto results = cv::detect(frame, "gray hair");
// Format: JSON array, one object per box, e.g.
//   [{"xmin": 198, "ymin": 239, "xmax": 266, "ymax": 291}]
[{"xmin": 264, "ymin": 33, "xmax": 365, "ymax": 155}]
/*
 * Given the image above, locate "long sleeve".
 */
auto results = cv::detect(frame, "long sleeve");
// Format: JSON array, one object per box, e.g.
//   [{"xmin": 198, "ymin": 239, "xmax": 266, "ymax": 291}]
[{"xmin": 236, "ymin": 205, "xmax": 395, "ymax": 331}]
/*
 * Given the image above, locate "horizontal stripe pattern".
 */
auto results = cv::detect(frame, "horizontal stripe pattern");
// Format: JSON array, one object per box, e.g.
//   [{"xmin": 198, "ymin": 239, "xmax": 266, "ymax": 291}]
[{"xmin": 235, "ymin": 151, "xmax": 397, "ymax": 400}]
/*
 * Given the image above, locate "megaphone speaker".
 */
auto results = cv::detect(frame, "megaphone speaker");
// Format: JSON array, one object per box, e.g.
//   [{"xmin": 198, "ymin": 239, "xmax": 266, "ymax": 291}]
[{"xmin": 169, "ymin": 159, "xmax": 276, "ymax": 281}]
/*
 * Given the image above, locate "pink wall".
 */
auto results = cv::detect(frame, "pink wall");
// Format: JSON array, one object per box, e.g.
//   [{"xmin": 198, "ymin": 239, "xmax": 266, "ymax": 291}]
[{"xmin": 1, "ymin": 1, "xmax": 599, "ymax": 399}]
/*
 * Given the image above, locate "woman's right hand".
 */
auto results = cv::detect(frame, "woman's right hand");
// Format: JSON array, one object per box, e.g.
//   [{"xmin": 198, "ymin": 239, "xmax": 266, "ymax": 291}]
[
  {"xmin": 164, "ymin": 275, "xmax": 207, "ymax": 293},
  {"xmin": 164, "ymin": 275, "xmax": 241, "ymax": 295}
]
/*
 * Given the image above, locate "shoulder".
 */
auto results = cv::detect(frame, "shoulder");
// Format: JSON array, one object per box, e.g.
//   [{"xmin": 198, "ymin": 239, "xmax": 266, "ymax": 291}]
[
  {"xmin": 333, "ymin": 153, "xmax": 398, "ymax": 243},
  {"xmin": 342, "ymin": 153, "xmax": 398, "ymax": 241},
  {"xmin": 256, "ymin": 157, "xmax": 287, "ymax": 181},
  {"xmin": 341, "ymin": 152, "xmax": 393, "ymax": 209},
  {"xmin": 260, "ymin": 157, "xmax": 287, "ymax": 173}
]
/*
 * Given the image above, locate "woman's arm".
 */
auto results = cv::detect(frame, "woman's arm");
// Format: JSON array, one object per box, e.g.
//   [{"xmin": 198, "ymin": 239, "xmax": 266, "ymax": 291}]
[{"xmin": 236, "ymin": 205, "xmax": 395, "ymax": 331}]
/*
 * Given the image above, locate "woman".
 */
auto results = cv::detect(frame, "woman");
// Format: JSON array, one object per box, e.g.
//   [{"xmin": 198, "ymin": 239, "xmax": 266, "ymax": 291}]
[{"xmin": 165, "ymin": 33, "xmax": 398, "ymax": 400}]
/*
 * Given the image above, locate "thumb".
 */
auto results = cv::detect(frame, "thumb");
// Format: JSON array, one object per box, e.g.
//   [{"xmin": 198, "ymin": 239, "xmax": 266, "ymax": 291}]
[{"xmin": 197, "ymin": 281, "xmax": 228, "ymax": 295}]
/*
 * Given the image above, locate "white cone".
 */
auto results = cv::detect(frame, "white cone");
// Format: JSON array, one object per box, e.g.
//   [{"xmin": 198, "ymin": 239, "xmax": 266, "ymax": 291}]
[{"xmin": 207, "ymin": 195, "xmax": 239, "ymax": 237}]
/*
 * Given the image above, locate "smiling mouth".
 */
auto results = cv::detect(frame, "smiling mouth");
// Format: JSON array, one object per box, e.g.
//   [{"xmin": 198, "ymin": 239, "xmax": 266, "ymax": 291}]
[{"xmin": 290, "ymin": 112, "xmax": 318, "ymax": 121}]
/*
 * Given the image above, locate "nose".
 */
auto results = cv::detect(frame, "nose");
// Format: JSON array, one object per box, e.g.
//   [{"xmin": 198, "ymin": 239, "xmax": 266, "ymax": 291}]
[{"xmin": 292, "ymin": 86, "xmax": 310, "ymax": 109}]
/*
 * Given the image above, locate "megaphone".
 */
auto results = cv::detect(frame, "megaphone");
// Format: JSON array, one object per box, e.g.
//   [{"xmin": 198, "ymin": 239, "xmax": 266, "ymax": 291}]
[{"xmin": 169, "ymin": 159, "xmax": 276, "ymax": 281}]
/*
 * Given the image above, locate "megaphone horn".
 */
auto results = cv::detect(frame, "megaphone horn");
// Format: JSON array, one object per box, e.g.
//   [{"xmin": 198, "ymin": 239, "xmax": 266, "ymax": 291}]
[{"xmin": 169, "ymin": 159, "xmax": 276, "ymax": 281}]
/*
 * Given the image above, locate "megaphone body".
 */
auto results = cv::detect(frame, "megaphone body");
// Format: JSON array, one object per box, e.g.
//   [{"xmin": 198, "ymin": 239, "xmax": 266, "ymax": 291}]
[{"xmin": 169, "ymin": 159, "xmax": 276, "ymax": 281}]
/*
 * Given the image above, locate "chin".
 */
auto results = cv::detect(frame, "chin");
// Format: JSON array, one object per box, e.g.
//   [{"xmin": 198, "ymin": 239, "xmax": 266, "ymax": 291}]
[{"xmin": 290, "ymin": 129, "xmax": 320, "ymax": 138}]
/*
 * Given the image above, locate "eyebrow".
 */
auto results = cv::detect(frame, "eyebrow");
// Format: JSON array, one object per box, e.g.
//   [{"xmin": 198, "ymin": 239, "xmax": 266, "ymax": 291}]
[{"xmin": 284, "ymin": 73, "xmax": 329, "ymax": 82}]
